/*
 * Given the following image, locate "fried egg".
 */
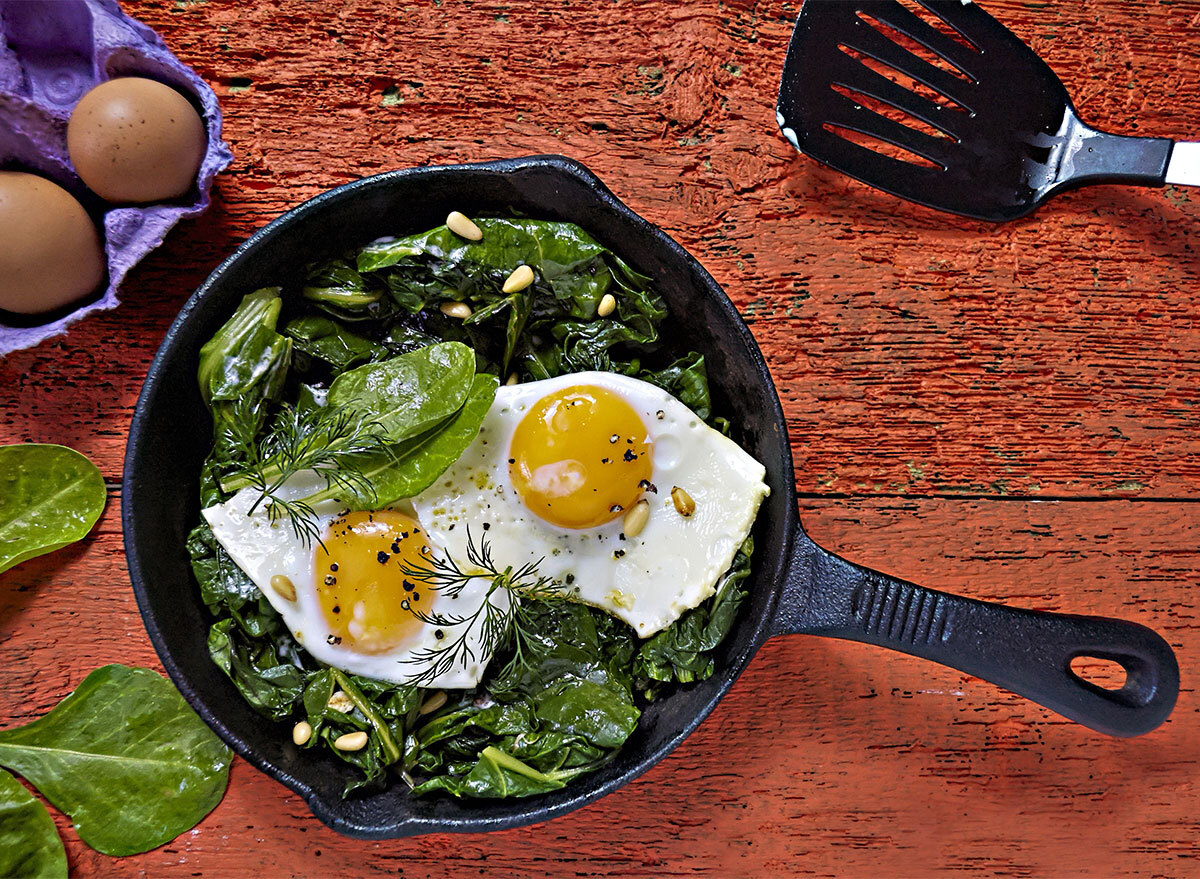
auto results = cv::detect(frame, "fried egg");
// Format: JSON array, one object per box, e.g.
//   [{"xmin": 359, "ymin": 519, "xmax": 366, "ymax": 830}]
[
  {"xmin": 202, "ymin": 471, "xmax": 508, "ymax": 689},
  {"xmin": 412, "ymin": 371, "xmax": 769, "ymax": 637}
]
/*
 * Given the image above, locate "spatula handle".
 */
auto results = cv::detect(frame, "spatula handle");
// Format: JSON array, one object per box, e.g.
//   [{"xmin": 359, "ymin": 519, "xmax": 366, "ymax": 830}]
[{"xmin": 1046, "ymin": 117, "xmax": 1173, "ymax": 192}]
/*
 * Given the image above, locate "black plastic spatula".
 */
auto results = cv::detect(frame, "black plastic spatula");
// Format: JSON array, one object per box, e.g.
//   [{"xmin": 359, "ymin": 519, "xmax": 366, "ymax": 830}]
[{"xmin": 776, "ymin": 0, "xmax": 1199, "ymax": 221}]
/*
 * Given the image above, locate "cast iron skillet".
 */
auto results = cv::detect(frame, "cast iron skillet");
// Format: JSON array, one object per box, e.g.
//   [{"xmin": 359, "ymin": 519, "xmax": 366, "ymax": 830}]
[{"xmin": 124, "ymin": 155, "xmax": 1180, "ymax": 839}]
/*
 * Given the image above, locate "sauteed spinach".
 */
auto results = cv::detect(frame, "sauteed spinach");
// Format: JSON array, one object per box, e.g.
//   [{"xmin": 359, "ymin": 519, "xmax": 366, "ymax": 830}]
[{"xmin": 189, "ymin": 217, "xmax": 753, "ymax": 798}]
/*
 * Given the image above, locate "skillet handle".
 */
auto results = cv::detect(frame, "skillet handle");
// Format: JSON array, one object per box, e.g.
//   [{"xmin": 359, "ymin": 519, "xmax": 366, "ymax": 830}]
[{"xmin": 776, "ymin": 534, "xmax": 1179, "ymax": 737}]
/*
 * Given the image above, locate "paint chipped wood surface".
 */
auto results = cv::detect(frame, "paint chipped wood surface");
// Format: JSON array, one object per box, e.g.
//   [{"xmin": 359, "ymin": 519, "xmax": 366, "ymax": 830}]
[{"xmin": 1, "ymin": 0, "xmax": 1198, "ymax": 875}]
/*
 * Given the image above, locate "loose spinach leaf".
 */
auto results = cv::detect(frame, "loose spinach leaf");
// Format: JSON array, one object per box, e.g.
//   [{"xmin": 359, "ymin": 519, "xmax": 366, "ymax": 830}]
[
  {"xmin": 0, "ymin": 665, "xmax": 232, "ymax": 857},
  {"xmin": 634, "ymin": 536, "xmax": 755, "ymax": 693},
  {"xmin": 0, "ymin": 444, "xmax": 106, "ymax": 574},
  {"xmin": 283, "ymin": 315, "xmax": 388, "ymax": 371},
  {"xmin": 0, "ymin": 769, "xmax": 66, "ymax": 879}
]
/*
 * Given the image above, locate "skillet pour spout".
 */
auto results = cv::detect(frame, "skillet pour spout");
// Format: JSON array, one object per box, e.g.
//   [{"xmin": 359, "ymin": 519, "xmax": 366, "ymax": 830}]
[{"xmin": 125, "ymin": 154, "xmax": 1180, "ymax": 840}]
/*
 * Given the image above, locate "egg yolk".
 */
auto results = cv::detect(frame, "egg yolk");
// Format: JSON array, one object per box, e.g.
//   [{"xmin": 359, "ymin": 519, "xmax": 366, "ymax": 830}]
[
  {"xmin": 509, "ymin": 385, "xmax": 653, "ymax": 529},
  {"xmin": 315, "ymin": 511, "xmax": 432, "ymax": 653}
]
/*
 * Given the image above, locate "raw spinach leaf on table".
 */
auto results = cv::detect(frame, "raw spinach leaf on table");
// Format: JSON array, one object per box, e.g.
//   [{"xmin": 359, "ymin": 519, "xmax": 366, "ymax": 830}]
[
  {"xmin": 0, "ymin": 444, "xmax": 106, "ymax": 574},
  {"xmin": 0, "ymin": 665, "xmax": 231, "ymax": 857},
  {"xmin": 0, "ymin": 768, "xmax": 66, "ymax": 879}
]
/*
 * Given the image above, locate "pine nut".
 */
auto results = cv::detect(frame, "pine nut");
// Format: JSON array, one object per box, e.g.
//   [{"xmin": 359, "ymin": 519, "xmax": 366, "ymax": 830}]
[
  {"xmin": 327, "ymin": 690, "xmax": 354, "ymax": 713},
  {"xmin": 334, "ymin": 731, "xmax": 369, "ymax": 751},
  {"xmin": 292, "ymin": 721, "xmax": 312, "ymax": 746},
  {"xmin": 505, "ymin": 373, "xmax": 519, "ymax": 386},
  {"xmin": 623, "ymin": 498, "xmax": 650, "ymax": 537},
  {"xmin": 597, "ymin": 293, "xmax": 617, "ymax": 317},
  {"xmin": 270, "ymin": 574, "xmax": 296, "ymax": 602},
  {"xmin": 446, "ymin": 210, "xmax": 483, "ymax": 241},
  {"xmin": 502, "ymin": 264, "xmax": 535, "ymax": 293},
  {"xmin": 419, "ymin": 691, "xmax": 448, "ymax": 715},
  {"xmin": 440, "ymin": 301, "xmax": 472, "ymax": 319},
  {"xmin": 671, "ymin": 486, "xmax": 696, "ymax": 517}
]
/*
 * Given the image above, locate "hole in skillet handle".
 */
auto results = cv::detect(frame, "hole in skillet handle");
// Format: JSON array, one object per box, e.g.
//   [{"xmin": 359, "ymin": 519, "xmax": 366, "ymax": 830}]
[{"xmin": 1068, "ymin": 655, "xmax": 1128, "ymax": 692}]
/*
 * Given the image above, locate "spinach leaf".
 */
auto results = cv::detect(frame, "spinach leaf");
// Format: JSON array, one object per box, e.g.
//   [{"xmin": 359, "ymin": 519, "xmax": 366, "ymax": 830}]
[
  {"xmin": 349, "ymin": 219, "xmax": 667, "ymax": 374},
  {"xmin": 301, "ymin": 259, "xmax": 398, "ymax": 324},
  {"xmin": 634, "ymin": 537, "xmax": 755, "ymax": 693},
  {"xmin": 639, "ymin": 352, "xmax": 712, "ymax": 423},
  {"xmin": 0, "ymin": 769, "xmax": 66, "ymax": 879},
  {"xmin": 309, "ymin": 372, "xmax": 498, "ymax": 508},
  {"xmin": 412, "ymin": 602, "xmax": 639, "ymax": 799},
  {"xmin": 411, "ymin": 745, "xmax": 583, "ymax": 799},
  {"xmin": 0, "ymin": 444, "xmax": 105, "ymax": 574},
  {"xmin": 283, "ymin": 315, "xmax": 388, "ymax": 371},
  {"xmin": 0, "ymin": 666, "xmax": 231, "ymax": 857},
  {"xmin": 196, "ymin": 288, "xmax": 292, "ymax": 456},
  {"xmin": 533, "ymin": 679, "xmax": 639, "ymax": 748},
  {"xmin": 326, "ymin": 341, "xmax": 476, "ymax": 442},
  {"xmin": 187, "ymin": 521, "xmax": 259, "ymax": 610},
  {"xmin": 301, "ymin": 669, "xmax": 420, "ymax": 795},
  {"xmin": 208, "ymin": 618, "xmax": 306, "ymax": 719}
]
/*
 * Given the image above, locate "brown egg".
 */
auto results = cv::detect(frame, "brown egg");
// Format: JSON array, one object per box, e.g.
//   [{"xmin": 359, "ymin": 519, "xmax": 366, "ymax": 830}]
[
  {"xmin": 67, "ymin": 77, "xmax": 206, "ymax": 203},
  {"xmin": 0, "ymin": 172, "xmax": 106, "ymax": 315}
]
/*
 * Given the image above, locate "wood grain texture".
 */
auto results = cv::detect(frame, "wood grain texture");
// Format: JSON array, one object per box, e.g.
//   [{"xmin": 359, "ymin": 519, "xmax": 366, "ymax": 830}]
[{"xmin": 1, "ymin": 0, "xmax": 1198, "ymax": 876}]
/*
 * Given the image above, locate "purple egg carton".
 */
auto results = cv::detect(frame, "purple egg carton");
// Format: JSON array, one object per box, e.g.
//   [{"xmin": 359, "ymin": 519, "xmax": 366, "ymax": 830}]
[{"xmin": 0, "ymin": 0, "xmax": 232, "ymax": 356}]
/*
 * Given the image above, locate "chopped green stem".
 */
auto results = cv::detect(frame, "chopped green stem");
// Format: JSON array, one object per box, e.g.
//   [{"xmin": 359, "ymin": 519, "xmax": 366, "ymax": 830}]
[{"xmin": 331, "ymin": 669, "xmax": 402, "ymax": 765}]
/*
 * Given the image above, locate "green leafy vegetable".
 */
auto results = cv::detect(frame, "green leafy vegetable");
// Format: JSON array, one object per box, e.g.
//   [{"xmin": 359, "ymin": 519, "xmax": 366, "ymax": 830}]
[
  {"xmin": 307, "ymin": 372, "xmax": 498, "ymax": 509},
  {"xmin": 0, "ymin": 665, "xmax": 232, "ymax": 856},
  {"xmin": 0, "ymin": 769, "xmax": 66, "ymax": 879},
  {"xmin": 0, "ymin": 444, "xmax": 106, "ymax": 574},
  {"xmin": 188, "ymin": 216, "xmax": 756, "ymax": 800},
  {"xmin": 284, "ymin": 315, "xmax": 387, "ymax": 370},
  {"xmin": 634, "ymin": 537, "xmax": 755, "ymax": 695},
  {"xmin": 197, "ymin": 288, "xmax": 292, "ymax": 457},
  {"xmin": 300, "ymin": 669, "xmax": 420, "ymax": 794}
]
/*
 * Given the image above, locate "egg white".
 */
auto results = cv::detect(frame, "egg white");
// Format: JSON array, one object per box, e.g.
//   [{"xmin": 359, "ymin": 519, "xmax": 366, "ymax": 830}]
[
  {"xmin": 411, "ymin": 372, "xmax": 769, "ymax": 638},
  {"xmin": 202, "ymin": 471, "xmax": 509, "ymax": 689}
]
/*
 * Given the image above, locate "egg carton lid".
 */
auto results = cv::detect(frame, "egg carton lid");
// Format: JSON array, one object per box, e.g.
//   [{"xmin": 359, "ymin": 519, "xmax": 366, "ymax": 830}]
[{"xmin": 0, "ymin": 0, "xmax": 233, "ymax": 356}]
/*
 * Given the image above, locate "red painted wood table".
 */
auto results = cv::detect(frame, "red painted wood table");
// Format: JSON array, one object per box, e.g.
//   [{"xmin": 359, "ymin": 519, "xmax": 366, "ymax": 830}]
[{"xmin": 2, "ymin": 1, "xmax": 1198, "ymax": 876}]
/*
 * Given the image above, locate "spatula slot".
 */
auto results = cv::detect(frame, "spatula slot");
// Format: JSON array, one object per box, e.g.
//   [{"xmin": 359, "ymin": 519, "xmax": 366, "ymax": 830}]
[
  {"xmin": 902, "ymin": 0, "xmax": 981, "ymax": 53},
  {"xmin": 822, "ymin": 122, "xmax": 944, "ymax": 171},
  {"xmin": 837, "ymin": 42, "xmax": 970, "ymax": 115},
  {"xmin": 855, "ymin": 10, "xmax": 973, "ymax": 84},
  {"xmin": 830, "ymin": 83, "xmax": 956, "ymax": 143}
]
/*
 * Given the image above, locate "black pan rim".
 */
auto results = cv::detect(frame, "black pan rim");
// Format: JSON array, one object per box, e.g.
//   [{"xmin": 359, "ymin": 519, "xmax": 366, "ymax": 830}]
[{"xmin": 122, "ymin": 154, "xmax": 797, "ymax": 837}]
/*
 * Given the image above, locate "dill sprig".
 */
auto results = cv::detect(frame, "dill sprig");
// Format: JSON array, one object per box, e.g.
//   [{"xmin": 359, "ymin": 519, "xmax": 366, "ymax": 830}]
[
  {"xmin": 218, "ymin": 400, "xmax": 392, "ymax": 544},
  {"xmin": 398, "ymin": 529, "xmax": 565, "ymax": 688}
]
